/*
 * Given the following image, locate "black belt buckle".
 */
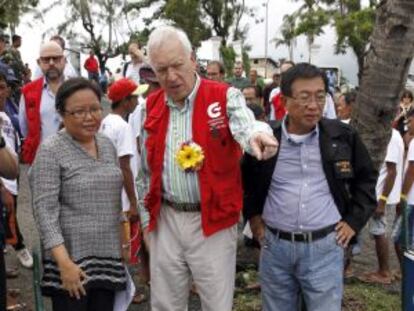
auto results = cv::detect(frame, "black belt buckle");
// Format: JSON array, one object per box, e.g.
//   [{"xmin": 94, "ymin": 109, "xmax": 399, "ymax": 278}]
[
  {"xmin": 268, "ymin": 224, "xmax": 336, "ymax": 243},
  {"xmin": 291, "ymin": 232, "xmax": 311, "ymax": 243}
]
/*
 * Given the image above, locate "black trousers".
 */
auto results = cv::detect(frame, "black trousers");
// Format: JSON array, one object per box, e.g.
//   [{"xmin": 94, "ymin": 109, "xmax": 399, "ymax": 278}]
[
  {"xmin": 0, "ymin": 248, "xmax": 6, "ymax": 311},
  {"xmin": 51, "ymin": 288, "xmax": 115, "ymax": 311}
]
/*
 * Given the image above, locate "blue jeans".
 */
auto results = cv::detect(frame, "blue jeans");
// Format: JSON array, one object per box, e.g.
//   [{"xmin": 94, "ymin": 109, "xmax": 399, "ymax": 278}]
[{"xmin": 260, "ymin": 228, "xmax": 344, "ymax": 311}]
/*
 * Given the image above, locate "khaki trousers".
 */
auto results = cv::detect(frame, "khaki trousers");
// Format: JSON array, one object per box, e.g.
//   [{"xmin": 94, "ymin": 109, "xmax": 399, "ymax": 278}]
[{"xmin": 150, "ymin": 205, "xmax": 238, "ymax": 311}]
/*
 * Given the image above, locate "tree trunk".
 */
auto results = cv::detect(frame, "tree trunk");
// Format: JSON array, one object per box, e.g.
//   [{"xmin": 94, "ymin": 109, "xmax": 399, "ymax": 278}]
[
  {"xmin": 289, "ymin": 42, "xmax": 294, "ymax": 61},
  {"xmin": 351, "ymin": 0, "xmax": 414, "ymax": 170}
]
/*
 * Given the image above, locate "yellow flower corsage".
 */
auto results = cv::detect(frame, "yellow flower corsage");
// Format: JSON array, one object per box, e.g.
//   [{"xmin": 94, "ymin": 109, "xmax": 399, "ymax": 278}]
[{"xmin": 176, "ymin": 141, "xmax": 205, "ymax": 172}]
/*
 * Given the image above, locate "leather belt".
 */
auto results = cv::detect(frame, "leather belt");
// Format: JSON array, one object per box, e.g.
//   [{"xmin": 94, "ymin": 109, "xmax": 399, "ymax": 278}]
[
  {"xmin": 162, "ymin": 198, "xmax": 201, "ymax": 212},
  {"xmin": 267, "ymin": 224, "xmax": 336, "ymax": 243}
]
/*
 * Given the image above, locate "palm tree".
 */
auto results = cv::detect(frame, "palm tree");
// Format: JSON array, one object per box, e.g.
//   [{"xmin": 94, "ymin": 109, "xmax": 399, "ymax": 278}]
[
  {"xmin": 352, "ymin": 0, "xmax": 414, "ymax": 169},
  {"xmin": 273, "ymin": 14, "xmax": 297, "ymax": 61}
]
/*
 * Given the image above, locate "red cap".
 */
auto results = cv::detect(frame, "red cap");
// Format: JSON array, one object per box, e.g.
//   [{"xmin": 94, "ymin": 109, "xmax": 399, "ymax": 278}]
[{"xmin": 108, "ymin": 78, "xmax": 139, "ymax": 102}]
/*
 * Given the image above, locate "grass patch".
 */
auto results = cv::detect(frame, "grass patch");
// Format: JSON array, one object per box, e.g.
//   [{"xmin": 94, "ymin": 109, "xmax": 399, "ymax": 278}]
[
  {"xmin": 232, "ymin": 270, "xmax": 401, "ymax": 311},
  {"xmin": 343, "ymin": 280, "xmax": 401, "ymax": 311}
]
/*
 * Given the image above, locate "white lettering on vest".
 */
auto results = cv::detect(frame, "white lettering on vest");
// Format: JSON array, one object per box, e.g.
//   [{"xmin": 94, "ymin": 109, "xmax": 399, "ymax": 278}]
[{"xmin": 207, "ymin": 102, "xmax": 221, "ymax": 119}]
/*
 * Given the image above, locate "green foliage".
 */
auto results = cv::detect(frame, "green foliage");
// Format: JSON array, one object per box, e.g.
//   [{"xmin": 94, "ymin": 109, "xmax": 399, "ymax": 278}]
[
  {"xmin": 0, "ymin": 0, "xmax": 38, "ymax": 30},
  {"xmin": 163, "ymin": 0, "xmax": 211, "ymax": 47},
  {"xmin": 41, "ymin": 0, "xmax": 135, "ymax": 72},
  {"xmin": 343, "ymin": 280, "xmax": 401, "ymax": 311},
  {"xmin": 294, "ymin": 8, "xmax": 329, "ymax": 40},
  {"xmin": 242, "ymin": 49, "xmax": 250, "ymax": 76},
  {"xmin": 127, "ymin": 0, "xmax": 252, "ymax": 47},
  {"xmin": 220, "ymin": 45, "xmax": 236, "ymax": 77},
  {"xmin": 334, "ymin": 8, "xmax": 375, "ymax": 55},
  {"xmin": 232, "ymin": 268, "xmax": 400, "ymax": 311},
  {"xmin": 288, "ymin": 0, "xmax": 378, "ymax": 82},
  {"xmin": 129, "ymin": 28, "xmax": 151, "ymax": 47}
]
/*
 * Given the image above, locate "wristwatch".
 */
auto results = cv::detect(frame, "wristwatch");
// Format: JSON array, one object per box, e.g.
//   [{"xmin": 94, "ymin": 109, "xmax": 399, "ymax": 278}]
[{"xmin": 0, "ymin": 136, "xmax": 5, "ymax": 149}]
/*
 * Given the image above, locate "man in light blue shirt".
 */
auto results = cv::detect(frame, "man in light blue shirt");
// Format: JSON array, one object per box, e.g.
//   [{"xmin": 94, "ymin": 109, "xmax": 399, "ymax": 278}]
[{"xmin": 242, "ymin": 63, "xmax": 377, "ymax": 311}]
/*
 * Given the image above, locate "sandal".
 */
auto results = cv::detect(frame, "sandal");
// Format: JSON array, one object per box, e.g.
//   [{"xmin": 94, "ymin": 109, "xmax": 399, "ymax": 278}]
[
  {"xmin": 358, "ymin": 272, "xmax": 393, "ymax": 285},
  {"xmin": 6, "ymin": 293, "xmax": 26, "ymax": 311},
  {"xmin": 6, "ymin": 303, "xmax": 26, "ymax": 311}
]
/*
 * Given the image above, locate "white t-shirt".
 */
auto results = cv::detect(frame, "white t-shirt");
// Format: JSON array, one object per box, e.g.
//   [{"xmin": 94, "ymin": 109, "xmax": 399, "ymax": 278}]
[
  {"xmin": 125, "ymin": 62, "xmax": 143, "ymax": 84},
  {"xmin": 0, "ymin": 112, "xmax": 18, "ymax": 195},
  {"xmin": 128, "ymin": 97, "xmax": 145, "ymax": 140},
  {"xmin": 127, "ymin": 98, "xmax": 145, "ymax": 173},
  {"xmin": 269, "ymin": 87, "xmax": 280, "ymax": 102},
  {"xmin": 323, "ymin": 94, "xmax": 337, "ymax": 119},
  {"xmin": 406, "ymin": 138, "xmax": 414, "ymax": 204},
  {"xmin": 100, "ymin": 113, "xmax": 138, "ymax": 212},
  {"xmin": 376, "ymin": 129, "xmax": 404, "ymax": 204}
]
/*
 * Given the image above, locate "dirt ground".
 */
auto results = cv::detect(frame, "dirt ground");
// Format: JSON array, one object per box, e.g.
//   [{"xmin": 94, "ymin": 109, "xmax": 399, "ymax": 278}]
[{"xmin": 5, "ymin": 166, "xmax": 402, "ymax": 311}]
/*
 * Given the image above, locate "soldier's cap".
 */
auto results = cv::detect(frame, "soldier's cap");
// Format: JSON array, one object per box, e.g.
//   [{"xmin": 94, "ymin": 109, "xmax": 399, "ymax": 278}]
[
  {"xmin": 0, "ymin": 62, "xmax": 18, "ymax": 84},
  {"xmin": 139, "ymin": 63, "xmax": 158, "ymax": 83},
  {"xmin": 108, "ymin": 78, "xmax": 140, "ymax": 102}
]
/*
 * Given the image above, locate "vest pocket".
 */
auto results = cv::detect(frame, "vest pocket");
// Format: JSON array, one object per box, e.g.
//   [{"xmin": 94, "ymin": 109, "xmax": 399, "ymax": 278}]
[
  {"xmin": 208, "ymin": 188, "xmax": 241, "ymax": 222},
  {"xmin": 206, "ymin": 135, "xmax": 239, "ymax": 174}
]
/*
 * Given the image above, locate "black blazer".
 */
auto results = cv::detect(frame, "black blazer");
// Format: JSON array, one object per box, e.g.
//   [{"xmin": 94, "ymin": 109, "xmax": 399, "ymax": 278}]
[{"xmin": 242, "ymin": 118, "xmax": 378, "ymax": 234}]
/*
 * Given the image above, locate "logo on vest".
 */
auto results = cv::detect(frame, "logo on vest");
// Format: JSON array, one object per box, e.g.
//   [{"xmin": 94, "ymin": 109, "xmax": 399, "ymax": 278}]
[{"xmin": 207, "ymin": 102, "xmax": 221, "ymax": 119}]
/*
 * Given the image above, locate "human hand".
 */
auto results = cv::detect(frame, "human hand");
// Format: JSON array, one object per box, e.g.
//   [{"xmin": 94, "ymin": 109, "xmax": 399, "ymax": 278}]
[
  {"xmin": 373, "ymin": 201, "xmax": 386, "ymax": 219},
  {"xmin": 59, "ymin": 260, "xmax": 87, "ymax": 299},
  {"xmin": 130, "ymin": 46, "xmax": 144, "ymax": 61},
  {"xmin": 142, "ymin": 227, "xmax": 150, "ymax": 252},
  {"xmin": 250, "ymin": 132, "xmax": 278, "ymax": 161},
  {"xmin": 335, "ymin": 221, "xmax": 355, "ymax": 248},
  {"xmin": 121, "ymin": 243, "xmax": 131, "ymax": 263},
  {"xmin": 129, "ymin": 203, "xmax": 140, "ymax": 223},
  {"xmin": 249, "ymin": 215, "xmax": 266, "ymax": 245}
]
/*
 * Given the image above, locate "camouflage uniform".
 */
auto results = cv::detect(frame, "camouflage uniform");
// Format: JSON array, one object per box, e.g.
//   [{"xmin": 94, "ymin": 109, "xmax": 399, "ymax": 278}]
[{"xmin": 0, "ymin": 48, "xmax": 25, "ymax": 86}]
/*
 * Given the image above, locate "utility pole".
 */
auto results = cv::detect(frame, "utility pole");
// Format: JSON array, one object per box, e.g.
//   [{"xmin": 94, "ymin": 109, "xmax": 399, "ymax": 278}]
[{"xmin": 264, "ymin": 0, "xmax": 270, "ymax": 78}]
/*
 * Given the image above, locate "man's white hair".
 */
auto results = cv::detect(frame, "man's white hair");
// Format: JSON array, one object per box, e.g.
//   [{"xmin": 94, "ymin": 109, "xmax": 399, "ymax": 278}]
[{"xmin": 147, "ymin": 26, "xmax": 193, "ymax": 64}]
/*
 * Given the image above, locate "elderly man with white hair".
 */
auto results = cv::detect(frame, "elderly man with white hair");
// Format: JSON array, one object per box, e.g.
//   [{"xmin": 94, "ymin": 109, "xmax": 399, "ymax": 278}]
[{"xmin": 138, "ymin": 25, "xmax": 278, "ymax": 311}]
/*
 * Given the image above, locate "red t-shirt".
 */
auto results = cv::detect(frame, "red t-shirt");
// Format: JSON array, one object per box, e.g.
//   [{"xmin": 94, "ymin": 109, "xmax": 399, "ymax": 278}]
[{"xmin": 84, "ymin": 56, "xmax": 99, "ymax": 73}]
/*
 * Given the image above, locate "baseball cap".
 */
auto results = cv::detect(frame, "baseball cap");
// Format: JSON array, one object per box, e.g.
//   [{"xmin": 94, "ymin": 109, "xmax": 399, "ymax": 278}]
[
  {"xmin": 0, "ymin": 62, "xmax": 18, "ymax": 84},
  {"xmin": 139, "ymin": 63, "xmax": 158, "ymax": 83},
  {"xmin": 107, "ymin": 78, "xmax": 140, "ymax": 102}
]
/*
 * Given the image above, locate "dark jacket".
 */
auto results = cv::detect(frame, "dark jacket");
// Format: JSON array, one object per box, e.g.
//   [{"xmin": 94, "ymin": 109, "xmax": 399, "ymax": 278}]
[{"xmin": 242, "ymin": 118, "xmax": 378, "ymax": 234}]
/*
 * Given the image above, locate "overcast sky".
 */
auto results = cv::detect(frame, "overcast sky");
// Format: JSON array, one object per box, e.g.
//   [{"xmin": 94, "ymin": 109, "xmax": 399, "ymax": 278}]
[{"xmin": 16, "ymin": 0, "xmax": 360, "ymax": 85}]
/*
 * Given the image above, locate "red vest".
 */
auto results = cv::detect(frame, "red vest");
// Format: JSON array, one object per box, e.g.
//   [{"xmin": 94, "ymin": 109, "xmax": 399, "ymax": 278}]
[
  {"xmin": 21, "ymin": 78, "xmax": 43, "ymax": 164},
  {"xmin": 271, "ymin": 92, "xmax": 286, "ymax": 120},
  {"xmin": 144, "ymin": 79, "xmax": 242, "ymax": 236}
]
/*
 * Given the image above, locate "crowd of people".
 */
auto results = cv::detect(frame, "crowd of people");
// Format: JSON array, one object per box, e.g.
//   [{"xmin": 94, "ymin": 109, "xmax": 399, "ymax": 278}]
[{"xmin": 0, "ymin": 25, "xmax": 413, "ymax": 311}]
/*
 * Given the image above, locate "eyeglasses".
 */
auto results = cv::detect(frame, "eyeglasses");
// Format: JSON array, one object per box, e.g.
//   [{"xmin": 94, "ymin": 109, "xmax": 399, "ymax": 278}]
[
  {"xmin": 64, "ymin": 107, "xmax": 103, "ymax": 119},
  {"xmin": 39, "ymin": 55, "xmax": 64, "ymax": 64},
  {"xmin": 288, "ymin": 92, "xmax": 327, "ymax": 107}
]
